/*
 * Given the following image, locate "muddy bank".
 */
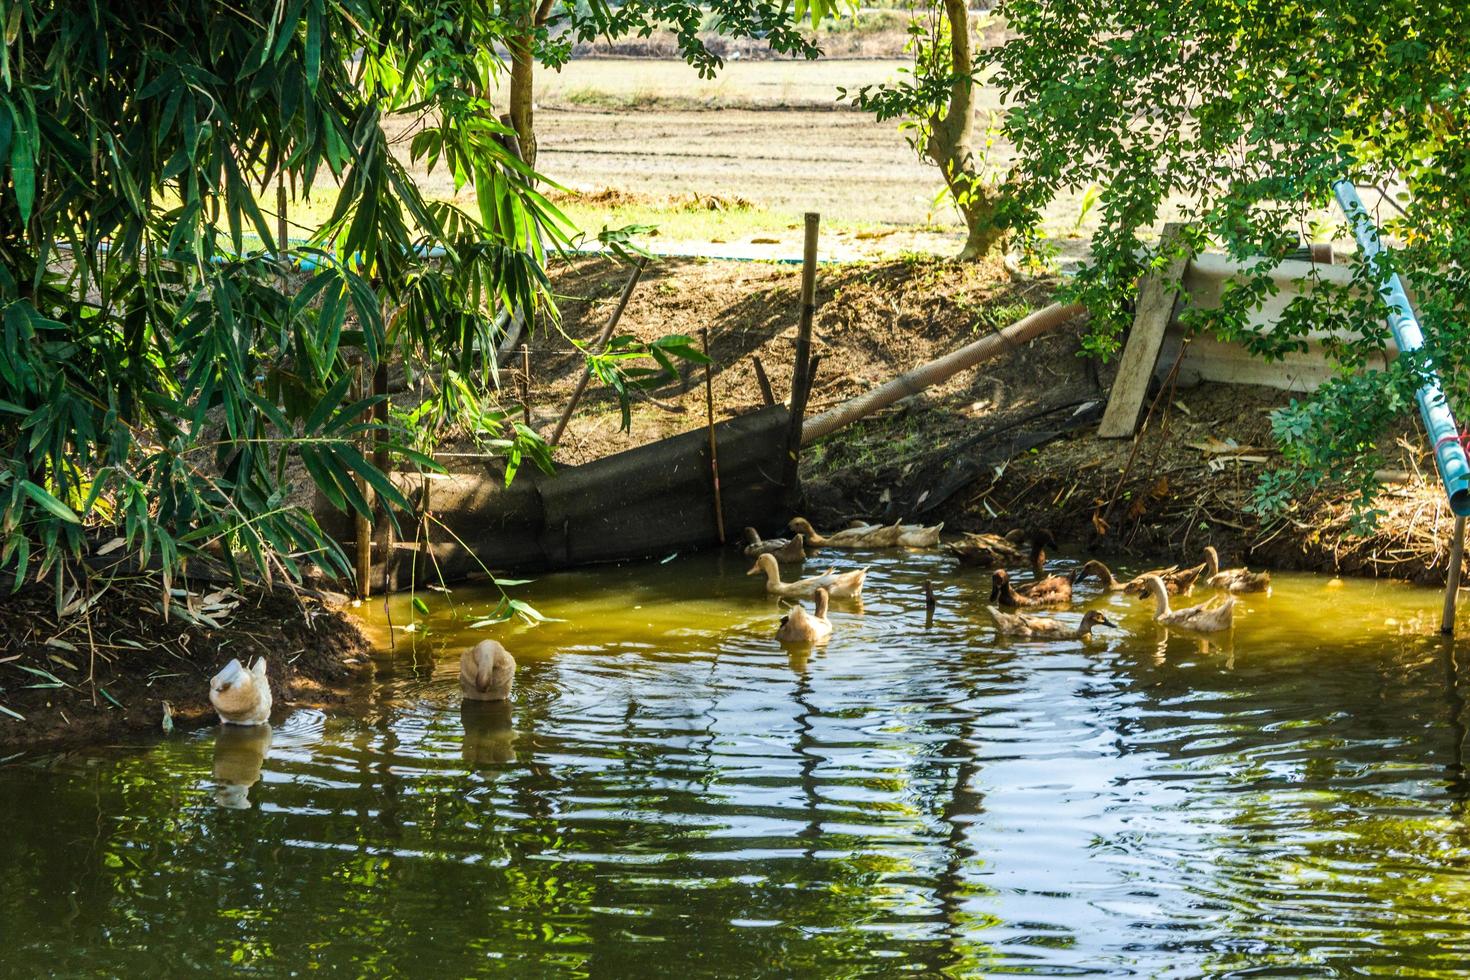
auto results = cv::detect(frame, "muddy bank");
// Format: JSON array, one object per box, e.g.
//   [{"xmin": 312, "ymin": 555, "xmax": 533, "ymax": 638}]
[
  {"xmin": 533, "ymin": 254, "xmax": 1455, "ymax": 585},
  {"xmin": 0, "ymin": 579, "xmax": 372, "ymax": 754}
]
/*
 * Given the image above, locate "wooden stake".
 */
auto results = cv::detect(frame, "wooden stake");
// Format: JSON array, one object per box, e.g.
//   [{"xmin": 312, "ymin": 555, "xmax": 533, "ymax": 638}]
[
  {"xmin": 701, "ymin": 328, "xmax": 726, "ymax": 544},
  {"xmin": 783, "ymin": 213, "xmax": 820, "ymax": 504},
  {"xmin": 520, "ymin": 343, "xmax": 532, "ymax": 426},
  {"xmin": 752, "ymin": 356, "xmax": 776, "ymax": 407},
  {"xmin": 550, "ymin": 256, "xmax": 648, "ymax": 447},
  {"xmin": 1443, "ymin": 515, "xmax": 1466, "ymax": 635}
]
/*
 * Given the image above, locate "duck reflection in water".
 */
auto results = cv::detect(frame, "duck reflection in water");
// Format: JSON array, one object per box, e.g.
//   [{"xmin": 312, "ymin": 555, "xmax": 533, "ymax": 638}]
[
  {"xmin": 212, "ymin": 723, "xmax": 273, "ymax": 810},
  {"xmin": 462, "ymin": 700, "xmax": 517, "ymax": 767}
]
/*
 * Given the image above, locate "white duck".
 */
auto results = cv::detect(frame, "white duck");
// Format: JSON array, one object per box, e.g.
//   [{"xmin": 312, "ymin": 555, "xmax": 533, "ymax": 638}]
[
  {"xmin": 209, "ymin": 657, "xmax": 272, "ymax": 726},
  {"xmin": 897, "ymin": 521, "xmax": 944, "ymax": 548},
  {"xmin": 788, "ymin": 517, "xmax": 901, "ymax": 549},
  {"xmin": 1137, "ymin": 574, "xmax": 1235, "ymax": 632},
  {"xmin": 460, "ymin": 640, "xmax": 516, "ymax": 701},
  {"xmin": 776, "ymin": 588, "xmax": 834, "ymax": 644},
  {"xmin": 747, "ymin": 553, "xmax": 867, "ymax": 598}
]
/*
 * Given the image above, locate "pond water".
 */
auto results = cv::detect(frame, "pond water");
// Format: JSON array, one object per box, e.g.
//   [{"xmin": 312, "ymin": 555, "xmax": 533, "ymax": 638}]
[{"xmin": 5, "ymin": 547, "xmax": 1470, "ymax": 976}]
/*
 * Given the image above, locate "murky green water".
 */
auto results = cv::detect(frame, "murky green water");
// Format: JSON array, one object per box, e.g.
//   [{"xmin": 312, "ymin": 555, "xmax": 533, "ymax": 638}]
[{"xmin": 5, "ymin": 548, "xmax": 1470, "ymax": 976}]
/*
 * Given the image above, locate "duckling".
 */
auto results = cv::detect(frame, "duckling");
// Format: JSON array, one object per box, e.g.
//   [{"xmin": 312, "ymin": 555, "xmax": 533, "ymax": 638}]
[
  {"xmin": 788, "ymin": 516, "xmax": 901, "ymax": 549},
  {"xmin": 1075, "ymin": 558, "xmax": 1199, "ymax": 596},
  {"xmin": 460, "ymin": 640, "xmax": 516, "ymax": 701},
  {"xmin": 944, "ymin": 528, "xmax": 1027, "ymax": 566},
  {"xmin": 988, "ymin": 607, "xmax": 1118, "ymax": 640},
  {"xmin": 776, "ymin": 587, "xmax": 834, "ymax": 644},
  {"xmin": 897, "ymin": 521, "xmax": 944, "ymax": 548},
  {"xmin": 1137, "ymin": 574, "xmax": 1235, "ymax": 632},
  {"xmin": 741, "ymin": 526, "xmax": 806, "ymax": 562},
  {"xmin": 990, "ymin": 567, "xmax": 1072, "ymax": 607},
  {"xmin": 1203, "ymin": 546, "xmax": 1271, "ymax": 593},
  {"xmin": 748, "ymin": 553, "xmax": 866, "ymax": 598},
  {"xmin": 209, "ymin": 657, "xmax": 272, "ymax": 726}
]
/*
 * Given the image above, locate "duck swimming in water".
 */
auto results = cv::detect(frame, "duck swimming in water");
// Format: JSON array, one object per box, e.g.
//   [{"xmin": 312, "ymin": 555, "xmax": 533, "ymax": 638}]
[
  {"xmin": 944, "ymin": 528, "xmax": 1027, "ymax": 567},
  {"xmin": 1203, "ymin": 546, "xmax": 1271, "ymax": 593},
  {"xmin": 1075, "ymin": 558, "xmax": 1201, "ymax": 596},
  {"xmin": 747, "ymin": 553, "xmax": 867, "ymax": 599},
  {"xmin": 788, "ymin": 516, "xmax": 901, "ymax": 549},
  {"xmin": 209, "ymin": 657, "xmax": 272, "ymax": 726},
  {"xmin": 741, "ymin": 527, "xmax": 806, "ymax": 562},
  {"xmin": 989, "ymin": 567, "xmax": 1073, "ymax": 607},
  {"xmin": 1137, "ymin": 574, "xmax": 1235, "ymax": 632},
  {"xmin": 987, "ymin": 607, "xmax": 1117, "ymax": 640},
  {"xmin": 460, "ymin": 640, "xmax": 516, "ymax": 701},
  {"xmin": 776, "ymin": 588, "xmax": 834, "ymax": 644}
]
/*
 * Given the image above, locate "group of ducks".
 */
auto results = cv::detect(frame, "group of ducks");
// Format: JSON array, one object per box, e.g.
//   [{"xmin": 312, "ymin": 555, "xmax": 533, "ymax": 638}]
[
  {"xmin": 204, "ymin": 519, "xmax": 1270, "ymax": 730},
  {"xmin": 741, "ymin": 517, "xmax": 1271, "ymax": 645}
]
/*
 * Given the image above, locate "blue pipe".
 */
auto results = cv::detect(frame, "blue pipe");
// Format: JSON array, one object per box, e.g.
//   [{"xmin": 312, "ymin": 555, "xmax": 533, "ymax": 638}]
[{"xmin": 1333, "ymin": 180, "xmax": 1470, "ymax": 516}]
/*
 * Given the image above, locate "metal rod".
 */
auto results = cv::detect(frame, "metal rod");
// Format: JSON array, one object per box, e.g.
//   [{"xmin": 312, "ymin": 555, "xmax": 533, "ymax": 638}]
[
  {"xmin": 550, "ymin": 256, "xmax": 649, "ymax": 447},
  {"xmin": 1444, "ymin": 515, "xmax": 1466, "ymax": 634},
  {"xmin": 701, "ymin": 328, "xmax": 726, "ymax": 543},
  {"xmin": 782, "ymin": 213, "xmax": 820, "ymax": 503},
  {"xmin": 1334, "ymin": 181, "xmax": 1470, "ymax": 516}
]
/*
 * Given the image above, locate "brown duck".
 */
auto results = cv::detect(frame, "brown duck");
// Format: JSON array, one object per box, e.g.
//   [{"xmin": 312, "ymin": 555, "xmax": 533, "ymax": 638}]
[
  {"xmin": 1075, "ymin": 558, "xmax": 1202, "ymax": 597},
  {"xmin": 990, "ymin": 567, "xmax": 1073, "ymax": 608}
]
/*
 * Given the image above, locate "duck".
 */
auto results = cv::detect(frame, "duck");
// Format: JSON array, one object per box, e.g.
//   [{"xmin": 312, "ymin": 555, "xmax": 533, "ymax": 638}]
[
  {"xmin": 897, "ymin": 521, "xmax": 944, "ymax": 548},
  {"xmin": 1137, "ymin": 574, "xmax": 1235, "ymax": 631},
  {"xmin": 788, "ymin": 516, "xmax": 901, "ymax": 549},
  {"xmin": 990, "ymin": 567, "xmax": 1072, "ymax": 607},
  {"xmin": 460, "ymin": 640, "xmax": 516, "ymax": 701},
  {"xmin": 1075, "ymin": 558, "xmax": 1200, "ymax": 596},
  {"xmin": 1203, "ymin": 546, "xmax": 1271, "ymax": 593},
  {"xmin": 944, "ymin": 528, "xmax": 1027, "ymax": 566},
  {"xmin": 747, "ymin": 553, "xmax": 867, "ymax": 598},
  {"xmin": 988, "ymin": 607, "xmax": 1117, "ymax": 640},
  {"xmin": 776, "ymin": 587, "xmax": 834, "ymax": 644},
  {"xmin": 209, "ymin": 657, "xmax": 272, "ymax": 726},
  {"xmin": 741, "ymin": 526, "xmax": 806, "ymax": 562}
]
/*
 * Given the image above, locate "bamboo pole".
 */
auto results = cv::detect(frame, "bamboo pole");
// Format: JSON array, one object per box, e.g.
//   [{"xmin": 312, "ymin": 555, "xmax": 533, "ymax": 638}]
[
  {"xmin": 549, "ymin": 256, "xmax": 648, "ymax": 446},
  {"xmin": 520, "ymin": 343, "xmax": 532, "ymax": 426},
  {"xmin": 1443, "ymin": 515, "xmax": 1466, "ymax": 634},
  {"xmin": 354, "ymin": 359, "xmax": 373, "ymax": 598},
  {"xmin": 782, "ymin": 213, "xmax": 820, "ymax": 503},
  {"xmin": 701, "ymin": 328, "xmax": 726, "ymax": 543},
  {"xmin": 752, "ymin": 356, "xmax": 775, "ymax": 407}
]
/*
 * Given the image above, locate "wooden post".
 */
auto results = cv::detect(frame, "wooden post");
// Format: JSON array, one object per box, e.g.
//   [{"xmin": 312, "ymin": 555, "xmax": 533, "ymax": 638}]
[
  {"xmin": 550, "ymin": 256, "xmax": 648, "ymax": 447},
  {"xmin": 520, "ymin": 344, "xmax": 532, "ymax": 426},
  {"xmin": 354, "ymin": 359, "xmax": 373, "ymax": 599},
  {"xmin": 782, "ymin": 213, "xmax": 820, "ymax": 504},
  {"xmin": 1098, "ymin": 223, "xmax": 1190, "ymax": 438},
  {"xmin": 1443, "ymin": 515, "xmax": 1466, "ymax": 635},
  {"xmin": 701, "ymin": 328, "xmax": 726, "ymax": 544},
  {"xmin": 752, "ymin": 356, "xmax": 776, "ymax": 407},
  {"xmin": 276, "ymin": 175, "xmax": 289, "ymax": 283}
]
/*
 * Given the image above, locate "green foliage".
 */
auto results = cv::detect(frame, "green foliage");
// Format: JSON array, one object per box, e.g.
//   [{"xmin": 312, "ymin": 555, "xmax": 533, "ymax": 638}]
[
  {"xmin": 992, "ymin": 0, "xmax": 1470, "ymax": 520},
  {"xmin": 0, "ymin": 0, "xmax": 705, "ymax": 593}
]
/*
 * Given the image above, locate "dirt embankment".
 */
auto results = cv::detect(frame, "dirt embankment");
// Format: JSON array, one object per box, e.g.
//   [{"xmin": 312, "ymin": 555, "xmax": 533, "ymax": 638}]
[
  {"xmin": 0, "ymin": 578, "xmax": 372, "ymax": 754},
  {"xmin": 530, "ymin": 254, "xmax": 1451, "ymax": 584}
]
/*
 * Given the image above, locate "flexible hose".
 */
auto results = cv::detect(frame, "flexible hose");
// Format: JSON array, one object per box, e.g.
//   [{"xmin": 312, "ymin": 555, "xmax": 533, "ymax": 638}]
[{"xmin": 800, "ymin": 301, "xmax": 1087, "ymax": 445}]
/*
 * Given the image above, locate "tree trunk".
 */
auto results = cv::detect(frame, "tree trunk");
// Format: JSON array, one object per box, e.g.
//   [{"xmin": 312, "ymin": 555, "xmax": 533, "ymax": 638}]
[
  {"xmin": 505, "ymin": 0, "xmax": 556, "ymax": 171},
  {"xmin": 507, "ymin": 32, "xmax": 537, "ymax": 170},
  {"xmin": 926, "ymin": 0, "xmax": 1003, "ymax": 260}
]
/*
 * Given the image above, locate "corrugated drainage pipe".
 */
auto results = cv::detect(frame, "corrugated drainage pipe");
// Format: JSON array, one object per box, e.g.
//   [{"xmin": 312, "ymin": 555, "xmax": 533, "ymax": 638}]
[
  {"xmin": 1333, "ymin": 181, "xmax": 1470, "ymax": 516},
  {"xmin": 801, "ymin": 301, "xmax": 1086, "ymax": 445}
]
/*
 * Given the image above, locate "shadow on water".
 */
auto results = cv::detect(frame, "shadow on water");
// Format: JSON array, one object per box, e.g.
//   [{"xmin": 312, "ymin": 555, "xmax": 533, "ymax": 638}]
[{"xmin": 5, "ymin": 549, "xmax": 1470, "ymax": 974}]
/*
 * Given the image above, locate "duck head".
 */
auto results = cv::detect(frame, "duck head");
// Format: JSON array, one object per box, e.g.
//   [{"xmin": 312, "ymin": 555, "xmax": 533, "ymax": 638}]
[
  {"xmin": 813, "ymin": 587, "xmax": 830, "ymax": 619},
  {"xmin": 746, "ymin": 553, "xmax": 779, "ymax": 579},
  {"xmin": 787, "ymin": 517, "xmax": 817, "ymax": 537},
  {"xmin": 989, "ymin": 569, "xmax": 1010, "ymax": 603},
  {"xmin": 1079, "ymin": 609, "xmax": 1118, "ymax": 635}
]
